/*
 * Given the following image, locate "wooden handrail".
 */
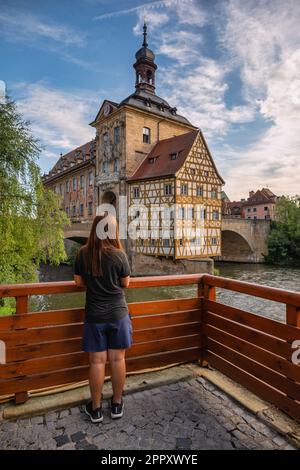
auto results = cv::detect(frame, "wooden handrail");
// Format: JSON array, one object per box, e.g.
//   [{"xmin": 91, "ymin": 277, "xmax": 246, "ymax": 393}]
[
  {"xmin": 1, "ymin": 274, "xmax": 299, "ymax": 307},
  {"xmin": 0, "ymin": 274, "xmax": 204, "ymax": 298},
  {"xmin": 203, "ymin": 274, "xmax": 300, "ymax": 307}
]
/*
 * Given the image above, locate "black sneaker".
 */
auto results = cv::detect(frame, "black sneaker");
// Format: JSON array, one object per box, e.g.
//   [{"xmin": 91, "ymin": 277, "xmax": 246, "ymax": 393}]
[
  {"xmin": 110, "ymin": 398, "xmax": 124, "ymax": 419},
  {"xmin": 84, "ymin": 400, "xmax": 103, "ymax": 423}
]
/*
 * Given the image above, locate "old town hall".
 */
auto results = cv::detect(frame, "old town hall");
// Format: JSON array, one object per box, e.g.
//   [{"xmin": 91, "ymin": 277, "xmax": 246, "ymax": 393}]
[{"xmin": 43, "ymin": 24, "xmax": 224, "ymax": 260}]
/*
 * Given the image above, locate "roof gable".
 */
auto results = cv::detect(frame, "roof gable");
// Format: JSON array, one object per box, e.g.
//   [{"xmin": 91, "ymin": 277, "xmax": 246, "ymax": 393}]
[
  {"xmin": 128, "ymin": 130, "xmax": 199, "ymax": 181},
  {"xmin": 246, "ymin": 188, "xmax": 277, "ymax": 205},
  {"xmin": 90, "ymin": 99, "xmax": 119, "ymax": 126}
]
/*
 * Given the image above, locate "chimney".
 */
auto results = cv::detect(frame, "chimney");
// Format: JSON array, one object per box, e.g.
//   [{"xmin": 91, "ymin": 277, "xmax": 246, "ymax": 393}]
[{"xmin": 249, "ymin": 190, "xmax": 255, "ymax": 198}]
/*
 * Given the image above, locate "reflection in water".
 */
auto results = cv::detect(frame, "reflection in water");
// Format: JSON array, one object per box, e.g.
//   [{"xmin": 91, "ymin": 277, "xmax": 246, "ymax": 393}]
[{"xmin": 30, "ymin": 262, "xmax": 300, "ymax": 323}]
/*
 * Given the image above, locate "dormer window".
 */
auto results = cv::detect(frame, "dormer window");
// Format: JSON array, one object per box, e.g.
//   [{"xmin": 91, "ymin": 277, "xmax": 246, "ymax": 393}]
[
  {"xmin": 170, "ymin": 153, "xmax": 177, "ymax": 160},
  {"xmin": 148, "ymin": 156, "xmax": 158, "ymax": 164}
]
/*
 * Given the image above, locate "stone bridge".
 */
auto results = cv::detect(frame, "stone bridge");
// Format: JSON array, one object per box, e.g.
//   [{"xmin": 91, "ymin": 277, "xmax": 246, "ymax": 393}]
[
  {"xmin": 64, "ymin": 223, "xmax": 92, "ymax": 245},
  {"xmin": 220, "ymin": 218, "xmax": 271, "ymax": 263},
  {"xmin": 64, "ymin": 219, "xmax": 271, "ymax": 264}
]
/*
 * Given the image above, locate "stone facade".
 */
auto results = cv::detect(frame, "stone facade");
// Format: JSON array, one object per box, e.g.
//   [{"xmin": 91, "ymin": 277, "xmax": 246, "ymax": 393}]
[{"xmin": 43, "ymin": 141, "xmax": 96, "ymax": 223}]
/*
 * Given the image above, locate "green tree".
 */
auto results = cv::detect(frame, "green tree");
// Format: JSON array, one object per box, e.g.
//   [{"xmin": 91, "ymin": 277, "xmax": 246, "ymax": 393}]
[
  {"xmin": 0, "ymin": 95, "xmax": 69, "ymax": 309},
  {"xmin": 265, "ymin": 196, "xmax": 300, "ymax": 266}
]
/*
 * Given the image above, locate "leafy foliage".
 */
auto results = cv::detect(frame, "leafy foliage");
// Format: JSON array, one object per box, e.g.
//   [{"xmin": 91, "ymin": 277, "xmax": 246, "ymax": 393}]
[
  {"xmin": 265, "ymin": 196, "xmax": 300, "ymax": 266},
  {"xmin": 0, "ymin": 95, "xmax": 69, "ymax": 299}
]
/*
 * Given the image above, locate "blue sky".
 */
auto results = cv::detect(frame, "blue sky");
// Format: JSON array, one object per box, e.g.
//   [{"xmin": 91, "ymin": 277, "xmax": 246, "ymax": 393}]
[{"xmin": 1, "ymin": 0, "xmax": 299, "ymax": 199}]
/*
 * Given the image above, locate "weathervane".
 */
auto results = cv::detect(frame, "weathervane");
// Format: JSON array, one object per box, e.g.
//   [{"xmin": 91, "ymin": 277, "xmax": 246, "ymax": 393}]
[{"xmin": 143, "ymin": 18, "xmax": 148, "ymax": 48}]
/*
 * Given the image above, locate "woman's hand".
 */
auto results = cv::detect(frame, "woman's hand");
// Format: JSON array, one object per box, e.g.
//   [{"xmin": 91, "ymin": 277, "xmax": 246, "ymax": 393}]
[{"xmin": 74, "ymin": 275, "xmax": 86, "ymax": 288}]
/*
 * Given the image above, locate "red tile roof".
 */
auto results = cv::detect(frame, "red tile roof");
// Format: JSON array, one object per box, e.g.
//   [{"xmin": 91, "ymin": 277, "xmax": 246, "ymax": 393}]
[
  {"xmin": 128, "ymin": 130, "xmax": 199, "ymax": 181},
  {"xmin": 244, "ymin": 188, "xmax": 277, "ymax": 205},
  {"xmin": 43, "ymin": 140, "xmax": 96, "ymax": 182}
]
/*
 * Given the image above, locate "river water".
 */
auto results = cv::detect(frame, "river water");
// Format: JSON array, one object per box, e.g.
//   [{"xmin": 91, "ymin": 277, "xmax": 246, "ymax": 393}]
[{"xmin": 29, "ymin": 262, "xmax": 300, "ymax": 323}]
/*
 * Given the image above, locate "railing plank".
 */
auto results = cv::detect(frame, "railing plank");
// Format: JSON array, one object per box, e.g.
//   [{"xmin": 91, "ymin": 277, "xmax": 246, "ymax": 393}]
[
  {"xmin": 205, "ymin": 312, "xmax": 291, "ymax": 359},
  {"xmin": 0, "ymin": 348, "xmax": 201, "ymax": 395},
  {"xmin": 205, "ymin": 324, "xmax": 300, "ymax": 382},
  {"xmin": 205, "ymin": 300, "xmax": 300, "ymax": 342},
  {"xmin": 129, "ymin": 298, "xmax": 201, "ymax": 315},
  {"xmin": 0, "ymin": 335, "xmax": 202, "ymax": 379},
  {"xmin": 207, "ymin": 338, "xmax": 300, "ymax": 400},
  {"xmin": 1, "ymin": 321, "xmax": 200, "ymax": 348},
  {"xmin": 0, "ymin": 299, "xmax": 201, "ymax": 331},
  {"xmin": 206, "ymin": 352, "xmax": 300, "ymax": 422}
]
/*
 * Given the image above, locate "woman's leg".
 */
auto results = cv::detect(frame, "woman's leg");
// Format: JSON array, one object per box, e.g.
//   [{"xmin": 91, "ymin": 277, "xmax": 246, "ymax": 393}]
[
  {"xmin": 89, "ymin": 351, "xmax": 107, "ymax": 409},
  {"xmin": 108, "ymin": 348, "xmax": 126, "ymax": 403}
]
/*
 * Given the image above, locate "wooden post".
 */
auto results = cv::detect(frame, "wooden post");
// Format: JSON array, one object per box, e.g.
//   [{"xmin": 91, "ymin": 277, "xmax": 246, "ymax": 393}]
[
  {"xmin": 286, "ymin": 304, "xmax": 300, "ymax": 327},
  {"xmin": 286, "ymin": 304, "xmax": 300, "ymax": 404},
  {"xmin": 198, "ymin": 281, "xmax": 216, "ymax": 367},
  {"xmin": 15, "ymin": 295, "xmax": 29, "ymax": 404}
]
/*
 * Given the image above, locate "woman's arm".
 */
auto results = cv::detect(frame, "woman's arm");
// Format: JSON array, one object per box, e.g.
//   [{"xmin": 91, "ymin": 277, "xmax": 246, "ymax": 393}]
[
  {"xmin": 74, "ymin": 275, "xmax": 86, "ymax": 288},
  {"xmin": 120, "ymin": 276, "xmax": 130, "ymax": 288}
]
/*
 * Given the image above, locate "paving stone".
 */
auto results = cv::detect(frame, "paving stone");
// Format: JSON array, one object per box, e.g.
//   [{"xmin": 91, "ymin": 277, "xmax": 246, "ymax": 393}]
[
  {"xmin": 284, "ymin": 444, "xmax": 297, "ymax": 450},
  {"xmin": 71, "ymin": 431, "xmax": 86, "ymax": 442},
  {"xmin": 58, "ymin": 443, "xmax": 76, "ymax": 450},
  {"xmin": 54, "ymin": 434, "xmax": 70, "ymax": 447},
  {"xmin": 176, "ymin": 437, "xmax": 192, "ymax": 450},
  {"xmin": 272, "ymin": 435, "xmax": 288, "ymax": 447},
  {"xmin": 232, "ymin": 429, "xmax": 247, "ymax": 441},
  {"xmin": 31, "ymin": 416, "xmax": 44, "ymax": 425},
  {"xmin": 59, "ymin": 410, "xmax": 70, "ymax": 418}
]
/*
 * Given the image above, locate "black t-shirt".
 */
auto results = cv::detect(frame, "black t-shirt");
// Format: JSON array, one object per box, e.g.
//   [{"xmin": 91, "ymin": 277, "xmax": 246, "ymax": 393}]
[{"xmin": 74, "ymin": 248, "xmax": 131, "ymax": 323}]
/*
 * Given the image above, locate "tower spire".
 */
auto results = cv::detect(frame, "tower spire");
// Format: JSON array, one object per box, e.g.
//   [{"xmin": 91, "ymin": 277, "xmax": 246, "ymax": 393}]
[
  {"xmin": 142, "ymin": 21, "xmax": 148, "ymax": 48},
  {"xmin": 133, "ymin": 20, "xmax": 157, "ymax": 94}
]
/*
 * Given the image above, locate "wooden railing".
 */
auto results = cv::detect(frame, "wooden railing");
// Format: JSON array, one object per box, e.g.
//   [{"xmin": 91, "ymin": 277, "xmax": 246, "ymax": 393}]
[{"xmin": 0, "ymin": 274, "xmax": 299, "ymax": 422}]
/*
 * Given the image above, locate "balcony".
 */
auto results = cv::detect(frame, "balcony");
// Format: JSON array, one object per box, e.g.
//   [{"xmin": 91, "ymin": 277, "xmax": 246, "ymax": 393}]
[{"xmin": 0, "ymin": 273, "xmax": 299, "ymax": 423}]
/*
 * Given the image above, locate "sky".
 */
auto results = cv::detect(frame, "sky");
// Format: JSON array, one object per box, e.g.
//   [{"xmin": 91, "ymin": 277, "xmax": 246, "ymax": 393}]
[{"xmin": 1, "ymin": 0, "xmax": 300, "ymax": 200}]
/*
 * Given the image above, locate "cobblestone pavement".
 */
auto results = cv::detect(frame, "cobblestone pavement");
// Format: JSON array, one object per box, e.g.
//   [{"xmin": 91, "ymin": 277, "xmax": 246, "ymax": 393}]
[{"xmin": 0, "ymin": 377, "xmax": 296, "ymax": 450}]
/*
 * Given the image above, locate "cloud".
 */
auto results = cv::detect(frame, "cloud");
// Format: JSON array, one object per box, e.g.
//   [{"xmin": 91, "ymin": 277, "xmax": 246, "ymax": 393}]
[
  {"xmin": 131, "ymin": 0, "xmax": 300, "ymax": 198},
  {"xmin": 94, "ymin": 0, "xmax": 192, "ymax": 21},
  {"xmin": 0, "ymin": 11, "xmax": 85, "ymax": 46},
  {"xmin": 15, "ymin": 83, "xmax": 98, "ymax": 166},
  {"xmin": 216, "ymin": 0, "xmax": 300, "ymax": 198},
  {"xmin": 0, "ymin": 10, "xmax": 92, "ymax": 68}
]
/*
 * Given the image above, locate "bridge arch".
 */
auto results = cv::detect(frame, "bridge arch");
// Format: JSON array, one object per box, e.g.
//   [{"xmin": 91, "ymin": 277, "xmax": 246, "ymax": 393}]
[{"xmin": 221, "ymin": 229, "xmax": 254, "ymax": 262}]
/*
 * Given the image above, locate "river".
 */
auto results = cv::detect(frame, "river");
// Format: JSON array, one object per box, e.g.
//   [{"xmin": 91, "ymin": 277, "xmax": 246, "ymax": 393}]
[{"xmin": 29, "ymin": 262, "xmax": 300, "ymax": 323}]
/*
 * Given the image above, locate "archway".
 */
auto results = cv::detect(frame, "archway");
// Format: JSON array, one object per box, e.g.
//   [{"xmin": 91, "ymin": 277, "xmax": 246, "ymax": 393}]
[
  {"xmin": 221, "ymin": 230, "xmax": 254, "ymax": 262},
  {"xmin": 102, "ymin": 190, "xmax": 117, "ymax": 207}
]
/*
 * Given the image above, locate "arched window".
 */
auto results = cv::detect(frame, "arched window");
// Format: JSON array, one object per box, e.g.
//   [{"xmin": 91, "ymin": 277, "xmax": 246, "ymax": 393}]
[
  {"xmin": 147, "ymin": 70, "xmax": 153, "ymax": 85},
  {"xmin": 143, "ymin": 127, "xmax": 151, "ymax": 144}
]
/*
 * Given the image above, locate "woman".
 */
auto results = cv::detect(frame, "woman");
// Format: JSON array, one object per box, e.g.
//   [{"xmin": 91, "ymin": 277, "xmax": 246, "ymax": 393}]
[{"xmin": 74, "ymin": 214, "xmax": 132, "ymax": 424}]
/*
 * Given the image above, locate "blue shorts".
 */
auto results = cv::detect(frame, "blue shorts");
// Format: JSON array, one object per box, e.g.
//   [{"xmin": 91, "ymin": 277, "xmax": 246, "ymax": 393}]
[{"xmin": 82, "ymin": 314, "xmax": 133, "ymax": 352}]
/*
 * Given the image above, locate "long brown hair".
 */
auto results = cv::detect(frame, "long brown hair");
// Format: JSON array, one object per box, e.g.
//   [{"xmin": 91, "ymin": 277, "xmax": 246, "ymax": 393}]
[{"xmin": 80, "ymin": 214, "xmax": 123, "ymax": 277}]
